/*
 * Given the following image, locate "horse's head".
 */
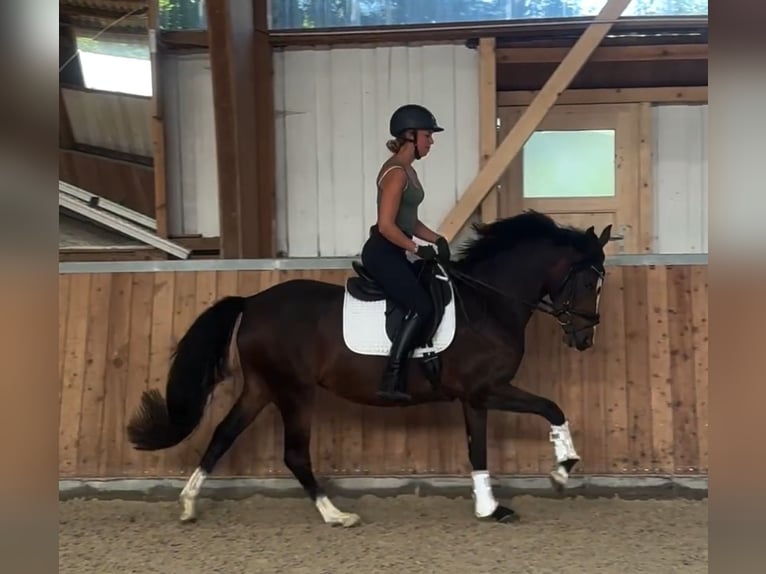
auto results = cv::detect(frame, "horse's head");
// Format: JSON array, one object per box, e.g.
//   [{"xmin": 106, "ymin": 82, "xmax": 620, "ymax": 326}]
[
  {"xmin": 545, "ymin": 224, "xmax": 611, "ymax": 351},
  {"xmin": 453, "ymin": 211, "xmax": 612, "ymax": 352}
]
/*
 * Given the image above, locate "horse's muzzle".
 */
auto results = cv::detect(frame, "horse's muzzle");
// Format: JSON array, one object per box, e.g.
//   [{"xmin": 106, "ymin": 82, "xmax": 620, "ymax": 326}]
[{"xmin": 564, "ymin": 332, "xmax": 592, "ymax": 351}]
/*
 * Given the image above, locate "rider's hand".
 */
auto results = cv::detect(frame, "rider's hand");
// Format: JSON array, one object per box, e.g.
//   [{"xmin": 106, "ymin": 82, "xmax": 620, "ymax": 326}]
[
  {"xmin": 415, "ymin": 244, "xmax": 438, "ymax": 261},
  {"xmin": 435, "ymin": 236, "xmax": 451, "ymax": 264}
]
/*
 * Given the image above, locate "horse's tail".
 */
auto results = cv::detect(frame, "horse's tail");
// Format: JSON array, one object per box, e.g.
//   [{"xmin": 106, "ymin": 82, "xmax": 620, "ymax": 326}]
[{"xmin": 126, "ymin": 295, "xmax": 246, "ymax": 451}]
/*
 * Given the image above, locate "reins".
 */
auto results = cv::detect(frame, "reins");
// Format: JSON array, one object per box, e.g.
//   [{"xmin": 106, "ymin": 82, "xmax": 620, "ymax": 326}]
[
  {"xmin": 444, "ymin": 263, "xmax": 554, "ymax": 314},
  {"xmin": 437, "ymin": 260, "xmax": 602, "ymax": 333}
]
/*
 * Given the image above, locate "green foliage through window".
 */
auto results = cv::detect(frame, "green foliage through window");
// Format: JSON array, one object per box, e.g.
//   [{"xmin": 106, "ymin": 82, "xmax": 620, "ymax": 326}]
[
  {"xmin": 160, "ymin": 0, "xmax": 207, "ymax": 30},
  {"xmin": 159, "ymin": 0, "xmax": 707, "ymax": 30}
]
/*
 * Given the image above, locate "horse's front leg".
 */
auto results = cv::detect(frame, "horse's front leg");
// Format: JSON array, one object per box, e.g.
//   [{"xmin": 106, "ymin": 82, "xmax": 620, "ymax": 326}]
[
  {"xmin": 484, "ymin": 385, "xmax": 580, "ymax": 492},
  {"xmin": 461, "ymin": 401, "xmax": 519, "ymax": 523}
]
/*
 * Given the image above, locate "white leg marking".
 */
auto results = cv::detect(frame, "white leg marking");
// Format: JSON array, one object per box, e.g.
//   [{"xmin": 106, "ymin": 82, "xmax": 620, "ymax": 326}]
[
  {"xmin": 471, "ymin": 470, "xmax": 499, "ymax": 518},
  {"xmin": 549, "ymin": 421, "xmax": 580, "ymax": 489},
  {"xmin": 179, "ymin": 467, "xmax": 207, "ymax": 522},
  {"xmin": 315, "ymin": 495, "xmax": 361, "ymax": 527}
]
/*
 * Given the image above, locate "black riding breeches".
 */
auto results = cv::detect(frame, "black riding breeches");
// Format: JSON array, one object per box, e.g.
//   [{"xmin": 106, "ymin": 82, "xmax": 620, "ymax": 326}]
[{"xmin": 360, "ymin": 228, "xmax": 434, "ymax": 326}]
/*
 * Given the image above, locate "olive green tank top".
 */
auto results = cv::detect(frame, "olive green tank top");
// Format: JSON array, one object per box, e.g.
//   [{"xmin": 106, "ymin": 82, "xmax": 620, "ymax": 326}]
[{"xmin": 375, "ymin": 160, "xmax": 424, "ymax": 237}]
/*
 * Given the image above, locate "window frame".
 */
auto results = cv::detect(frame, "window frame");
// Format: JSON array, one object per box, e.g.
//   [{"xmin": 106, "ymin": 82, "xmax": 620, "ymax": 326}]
[
  {"xmin": 500, "ymin": 103, "xmax": 640, "ymax": 214},
  {"xmin": 497, "ymin": 102, "xmax": 653, "ymax": 254}
]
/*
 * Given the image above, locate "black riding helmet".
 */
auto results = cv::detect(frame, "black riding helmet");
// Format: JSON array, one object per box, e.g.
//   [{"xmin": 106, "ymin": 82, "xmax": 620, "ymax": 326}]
[{"xmin": 389, "ymin": 104, "xmax": 444, "ymax": 159}]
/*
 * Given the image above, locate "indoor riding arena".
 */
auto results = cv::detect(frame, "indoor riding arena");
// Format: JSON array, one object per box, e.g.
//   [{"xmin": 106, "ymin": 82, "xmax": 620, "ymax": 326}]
[{"xmin": 59, "ymin": 1, "xmax": 708, "ymax": 572}]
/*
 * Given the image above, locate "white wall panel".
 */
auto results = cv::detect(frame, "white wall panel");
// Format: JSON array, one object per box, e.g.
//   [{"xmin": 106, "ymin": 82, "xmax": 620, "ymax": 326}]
[
  {"xmin": 653, "ymin": 104, "xmax": 708, "ymax": 253},
  {"xmin": 273, "ymin": 43, "xmax": 480, "ymax": 256},
  {"xmin": 160, "ymin": 46, "xmax": 707, "ymax": 257},
  {"xmin": 161, "ymin": 52, "xmax": 220, "ymax": 237}
]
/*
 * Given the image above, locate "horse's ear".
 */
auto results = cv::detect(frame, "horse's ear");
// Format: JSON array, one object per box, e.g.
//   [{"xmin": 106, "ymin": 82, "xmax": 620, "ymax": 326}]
[
  {"xmin": 586, "ymin": 225, "xmax": 595, "ymax": 236},
  {"xmin": 598, "ymin": 224, "xmax": 612, "ymax": 247}
]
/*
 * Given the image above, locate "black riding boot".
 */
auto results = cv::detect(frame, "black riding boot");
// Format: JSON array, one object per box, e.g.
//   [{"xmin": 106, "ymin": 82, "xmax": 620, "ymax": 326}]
[{"xmin": 376, "ymin": 311, "xmax": 425, "ymax": 402}]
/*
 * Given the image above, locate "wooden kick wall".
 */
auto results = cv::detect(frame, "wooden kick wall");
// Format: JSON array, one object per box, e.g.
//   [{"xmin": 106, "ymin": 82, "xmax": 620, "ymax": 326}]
[{"xmin": 58, "ymin": 262, "xmax": 708, "ymax": 479}]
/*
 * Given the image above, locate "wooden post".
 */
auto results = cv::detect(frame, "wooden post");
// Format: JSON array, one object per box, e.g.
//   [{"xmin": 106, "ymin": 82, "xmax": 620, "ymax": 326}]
[
  {"xmin": 479, "ymin": 37, "xmax": 498, "ymax": 224},
  {"xmin": 207, "ymin": 0, "xmax": 276, "ymax": 258},
  {"xmin": 59, "ymin": 88, "xmax": 75, "ymax": 150},
  {"xmin": 437, "ymin": 0, "xmax": 633, "ymax": 241},
  {"xmin": 147, "ymin": 1, "xmax": 168, "ymax": 238},
  {"xmin": 638, "ymin": 102, "xmax": 654, "ymax": 253}
]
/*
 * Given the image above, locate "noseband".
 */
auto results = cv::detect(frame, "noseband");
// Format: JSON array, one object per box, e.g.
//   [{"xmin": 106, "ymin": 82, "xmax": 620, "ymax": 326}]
[{"xmin": 541, "ymin": 263, "xmax": 604, "ymax": 335}]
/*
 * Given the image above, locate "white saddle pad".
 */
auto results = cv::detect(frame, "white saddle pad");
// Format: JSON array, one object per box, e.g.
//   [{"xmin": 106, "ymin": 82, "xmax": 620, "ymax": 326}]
[{"xmin": 342, "ymin": 277, "xmax": 456, "ymax": 357}]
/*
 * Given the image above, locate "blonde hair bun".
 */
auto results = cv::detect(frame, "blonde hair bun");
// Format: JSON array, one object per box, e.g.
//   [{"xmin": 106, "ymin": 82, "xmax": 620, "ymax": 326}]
[{"xmin": 386, "ymin": 138, "xmax": 403, "ymax": 153}]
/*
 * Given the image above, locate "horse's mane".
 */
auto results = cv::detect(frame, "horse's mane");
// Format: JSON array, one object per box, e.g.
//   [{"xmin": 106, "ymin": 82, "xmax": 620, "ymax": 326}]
[{"xmin": 454, "ymin": 210, "xmax": 596, "ymax": 265}]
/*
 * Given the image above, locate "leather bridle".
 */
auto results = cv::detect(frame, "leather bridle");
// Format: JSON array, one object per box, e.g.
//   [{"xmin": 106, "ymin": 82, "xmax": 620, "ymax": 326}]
[
  {"xmin": 542, "ymin": 262, "xmax": 605, "ymax": 335},
  {"xmin": 441, "ymin": 260, "xmax": 605, "ymax": 335}
]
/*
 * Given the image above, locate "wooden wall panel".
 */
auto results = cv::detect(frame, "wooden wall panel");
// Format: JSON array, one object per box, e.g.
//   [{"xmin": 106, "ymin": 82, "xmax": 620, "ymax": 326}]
[
  {"xmin": 59, "ymin": 149, "xmax": 155, "ymax": 218},
  {"xmin": 58, "ymin": 265, "xmax": 708, "ymax": 479}
]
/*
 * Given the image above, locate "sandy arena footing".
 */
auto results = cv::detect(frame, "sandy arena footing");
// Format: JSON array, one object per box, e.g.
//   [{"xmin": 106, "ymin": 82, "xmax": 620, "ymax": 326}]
[{"xmin": 59, "ymin": 476, "xmax": 707, "ymax": 574}]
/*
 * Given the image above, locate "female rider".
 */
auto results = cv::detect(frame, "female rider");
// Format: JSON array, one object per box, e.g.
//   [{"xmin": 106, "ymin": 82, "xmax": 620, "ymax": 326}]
[{"xmin": 360, "ymin": 103, "xmax": 451, "ymax": 401}]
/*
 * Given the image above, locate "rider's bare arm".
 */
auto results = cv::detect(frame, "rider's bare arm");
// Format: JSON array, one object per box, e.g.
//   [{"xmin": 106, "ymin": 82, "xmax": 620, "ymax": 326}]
[{"xmin": 413, "ymin": 219, "xmax": 441, "ymax": 244}]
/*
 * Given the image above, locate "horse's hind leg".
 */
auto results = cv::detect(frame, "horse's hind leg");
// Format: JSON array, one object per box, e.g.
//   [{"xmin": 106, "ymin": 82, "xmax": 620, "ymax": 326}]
[
  {"xmin": 276, "ymin": 391, "xmax": 361, "ymax": 528},
  {"xmin": 485, "ymin": 384, "xmax": 579, "ymax": 492},
  {"xmin": 179, "ymin": 372, "xmax": 270, "ymax": 522}
]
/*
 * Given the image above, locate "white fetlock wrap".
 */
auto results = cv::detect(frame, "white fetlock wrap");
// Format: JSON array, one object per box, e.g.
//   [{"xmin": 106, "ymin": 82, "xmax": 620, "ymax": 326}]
[
  {"xmin": 181, "ymin": 467, "xmax": 207, "ymax": 498},
  {"xmin": 471, "ymin": 470, "xmax": 499, "ymax": 518},
  {"xmin": 549, "ymin": 421, "xmax": 579, "ymax": 479},
  {"xmin": 315, "ymin": 495, "xmax": 361, "ymax": 527},
  {"xmin": 179, "ymin": 467, "xmax": 207, "ymax": 522}
]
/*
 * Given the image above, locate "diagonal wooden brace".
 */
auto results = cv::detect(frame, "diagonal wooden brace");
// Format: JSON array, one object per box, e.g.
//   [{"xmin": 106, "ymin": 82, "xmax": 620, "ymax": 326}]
[{"xmin": 437, "ymin": 0, "xmax": 634, "ymax": 241}]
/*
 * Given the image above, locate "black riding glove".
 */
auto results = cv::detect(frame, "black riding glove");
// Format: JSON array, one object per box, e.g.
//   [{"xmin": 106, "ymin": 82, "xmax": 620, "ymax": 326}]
[
  {"xmin": 415, "ymin": 244, "xmax": 437, "ymax": 261},
  {"xmin": 435, "ymin": 236, "xmax": 451, "ymax": 264}
]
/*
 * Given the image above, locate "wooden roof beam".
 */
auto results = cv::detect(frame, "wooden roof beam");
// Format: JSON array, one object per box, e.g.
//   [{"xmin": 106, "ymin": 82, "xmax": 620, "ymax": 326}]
[
  {"xmin": 478, "ymin": 37, "xmax": 498, "ymax": 224},
  {"xmin": 496, "ymin": 43, "xmax": 707, "ymax": 64},
  {"xmin": 61, "ymin": 6, "xmax": 148, "ymax": 20},
  {"xmin": 437, "ymin": 0, "xmax": 634, "ymax": 241},
  {"xmin": 498, "ymin": 86, "xmax": 708, "ymax": 106}
]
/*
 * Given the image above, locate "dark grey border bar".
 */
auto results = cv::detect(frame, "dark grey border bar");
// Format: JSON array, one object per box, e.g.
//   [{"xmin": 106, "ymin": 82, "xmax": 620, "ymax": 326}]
[
  {"xmin": 59, "ymin": 253, "xmax": 708, "ymax": 274},
  {"xmin": 59, "ymin": 475, "xmax": 707, "ymax": 501}
]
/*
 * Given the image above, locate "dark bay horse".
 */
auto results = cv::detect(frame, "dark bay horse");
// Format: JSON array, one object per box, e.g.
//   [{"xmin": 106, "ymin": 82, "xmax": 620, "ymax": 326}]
[{"xmin": 127, "ymin": 211, "xmax": 611, "ymax": 526}]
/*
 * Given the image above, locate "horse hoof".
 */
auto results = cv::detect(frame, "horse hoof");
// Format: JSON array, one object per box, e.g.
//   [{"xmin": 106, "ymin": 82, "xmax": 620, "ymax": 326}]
[
  {"xmin": 549, "ymin": 470, "xmax": 567, "ymax": 493},
  {"xmin": 549, "ymin": 458, "xmax": 578, "ymax": 493},
  {"xmin": 492, "ymin": 505, "xmax": 519, "ymax": 523},
  {"xmin": 179, "ymin": 498, "xmax": 197, "ymax": 523},
  {"xmin": 179, "ymin": 508, "xmax": 197, "ymax": 523},
  {"xmin": 332, "ymin": 513, "xmax": 361, "ymax": 528},
  {"xmin": 478, "ymin": 505, "xmax": 519, "ymax": 524},
  {"xmin": 561, "ymin": 458, "xmax": 579, "ymax": 474}
]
